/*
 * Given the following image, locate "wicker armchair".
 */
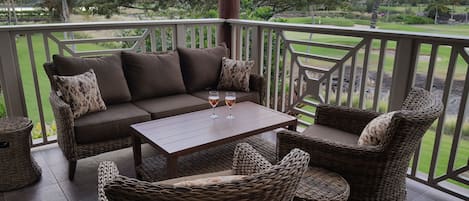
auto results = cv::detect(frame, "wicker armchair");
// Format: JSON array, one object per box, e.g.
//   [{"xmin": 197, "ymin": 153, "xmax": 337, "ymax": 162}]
[
  {"xmin": 98, "ymin": 143, "xmax": 310, "ymax": 201},
  {"xmin": 277, "ymin": 88, "xmax": 443, "ymax": 201}
]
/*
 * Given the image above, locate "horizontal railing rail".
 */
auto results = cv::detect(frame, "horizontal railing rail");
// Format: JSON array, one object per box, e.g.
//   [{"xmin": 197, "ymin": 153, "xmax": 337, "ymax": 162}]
[{"xmin": 0, "ymin": 18, "xmax": 467, "ymax": 200}]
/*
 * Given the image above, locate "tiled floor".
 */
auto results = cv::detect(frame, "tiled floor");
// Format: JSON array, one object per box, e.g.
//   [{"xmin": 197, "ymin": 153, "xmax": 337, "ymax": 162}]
[{"xmin": 1, "ymin": 141, "xmax": 465, "ymax": 201}]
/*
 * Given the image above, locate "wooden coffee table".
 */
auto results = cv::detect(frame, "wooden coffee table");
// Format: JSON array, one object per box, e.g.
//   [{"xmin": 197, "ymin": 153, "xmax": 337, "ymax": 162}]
[{"xmin": 131, "ymin": 101, "xmax": 297, "ymax": 178}]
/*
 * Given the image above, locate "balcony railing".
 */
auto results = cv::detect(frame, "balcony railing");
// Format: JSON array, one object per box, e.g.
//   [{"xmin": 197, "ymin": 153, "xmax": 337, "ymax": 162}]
[{"xmin": 0, "ymin": 18, "xmax": 467, "ymax": 199}]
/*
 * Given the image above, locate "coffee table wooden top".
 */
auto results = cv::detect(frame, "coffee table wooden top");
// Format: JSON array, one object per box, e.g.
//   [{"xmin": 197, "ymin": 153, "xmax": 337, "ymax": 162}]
[{"xmin": 131, "ymin": 101, "xmax": 296, "ymax": 156}]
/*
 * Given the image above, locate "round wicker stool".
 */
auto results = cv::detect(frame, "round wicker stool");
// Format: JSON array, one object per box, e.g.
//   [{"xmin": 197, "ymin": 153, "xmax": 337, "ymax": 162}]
[
  {"xmin": 295, "ymin": 167, "xmax": 350, "ymax": 201},
  {"xmin": 0, "ymin": 117, "xmax": 41, "ymax": 191}
]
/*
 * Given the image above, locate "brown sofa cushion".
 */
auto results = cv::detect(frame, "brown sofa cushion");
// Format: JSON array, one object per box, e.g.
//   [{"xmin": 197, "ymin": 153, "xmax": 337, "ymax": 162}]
[
  {"xmin": 191, "ymin": 90, "xmax": 260, "ymax": 105},
  {"xmin": 133, "ymin": 94, "xmax": 208, "ymax": 119},
  {"xmin": 52, "ymin": 54, "xmax": 131, "ymax": 105},
  {"xmin": 302, "ymin": 124, "xmax": 359, "ymax": 145},
  {"xmin": 177, "ymin": 45, "xmax": 229, "ymax": 92},
  {"xmin": 121, "ymin": 51, "xmax": 186, "ymax": 101},
  {"xmin": 74, "ymin": 103, "xmax": 150, "ymax": 144}
]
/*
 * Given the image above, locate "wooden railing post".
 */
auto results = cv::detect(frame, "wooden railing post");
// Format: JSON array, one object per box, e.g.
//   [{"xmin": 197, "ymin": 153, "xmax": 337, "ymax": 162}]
[
  {"xmin": 0, "ymin": 31, "xmax": 27, "ymax": 117},
  {"xmin": 388, "ymin": 38, "xmax": 419, "ymax": 111},
  {"xmin": 218, "ymin": 0, "xmax": 239, "ymax": 49},
  {"xmin": 250, "ymin": 26, "xmax": 263, "ymax": 75}
]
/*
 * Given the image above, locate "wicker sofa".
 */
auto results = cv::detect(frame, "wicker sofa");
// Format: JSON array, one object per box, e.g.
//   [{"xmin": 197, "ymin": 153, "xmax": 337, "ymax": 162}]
[
  {"xmin": 44, "ymin": 45, "xmax": 264, "ymax": 180},
  {"xmin": 97, "ymin": 143, "xmax": 310, "ymax": 201},
  {"xmin": 277, "ymin": 88, "xmax": 443, "ymax": 201}
]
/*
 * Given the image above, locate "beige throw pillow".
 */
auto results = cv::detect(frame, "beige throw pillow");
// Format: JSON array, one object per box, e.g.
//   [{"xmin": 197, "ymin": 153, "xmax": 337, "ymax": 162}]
[
  {"xmin": 54, "ymin": 69, "xmax": 106, "ymax": 119},
  {"xmin": 358, "ymin": 111, "xmax": 396, "ymax": 146},
  {"xmin": 173, "ymin": 175, "xmax": 246, "ymax": 187},
  {"xmin": 217, "ymin": 57, "xmax": 254, "ymax": 92}
]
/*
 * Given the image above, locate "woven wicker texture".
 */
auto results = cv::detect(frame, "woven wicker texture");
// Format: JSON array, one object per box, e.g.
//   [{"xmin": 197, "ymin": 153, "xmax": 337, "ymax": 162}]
[
  {"xmin": 0, "ymin": 117, "xmax": 41, "ymax": 191},
  {"xmin": 278, "ymin": 87, "xmax": 444, "ymax": 201},
  {"xmin": 98, "ymin": 142, "xmax": 310, "ymax": 201},
  {"xmin": 137, "ymin": 136, "xmax": 276, "ymax": 182},
  {"xmin": 294, "ymin": 167, "xmax": 350, "ymax": 201}
]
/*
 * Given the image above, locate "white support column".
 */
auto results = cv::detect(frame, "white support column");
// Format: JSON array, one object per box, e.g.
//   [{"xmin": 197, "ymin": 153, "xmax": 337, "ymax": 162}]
[
  {"xmin": 0, "ymin": 31, "xmax": 27, "ymax": 117},
  {"xmin": 388, "ymin": 38, "xmax": 418, "ymax": 111}
]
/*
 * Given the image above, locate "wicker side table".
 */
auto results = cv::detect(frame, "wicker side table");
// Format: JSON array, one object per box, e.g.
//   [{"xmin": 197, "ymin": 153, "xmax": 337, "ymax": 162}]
[
  {"xmin": 295, "ymin": 167, "xmax": 350, "ymax": 201},
  {"xmin": 0, "ymin": 117, "xmax": 41, "ymax": 191}
]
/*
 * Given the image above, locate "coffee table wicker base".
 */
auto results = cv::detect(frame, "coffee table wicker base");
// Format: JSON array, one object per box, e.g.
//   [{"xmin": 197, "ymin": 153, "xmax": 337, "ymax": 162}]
[{"xmin": 136, "ymin": 136, "xmax": 350, "ymax": 201}]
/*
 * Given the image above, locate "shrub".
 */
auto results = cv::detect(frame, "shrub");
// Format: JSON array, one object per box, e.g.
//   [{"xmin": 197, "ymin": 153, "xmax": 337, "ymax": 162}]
[
  {"xmin": 402, "ymin": 15, "xmax": 434, "ymax": 25},
  {"xmin": 429, "ymin": 117, "xmax": 469, "ymax": 138},
  {"xmin": 31, "ymin": 121, "xmax": 57, "ymax": 139}
]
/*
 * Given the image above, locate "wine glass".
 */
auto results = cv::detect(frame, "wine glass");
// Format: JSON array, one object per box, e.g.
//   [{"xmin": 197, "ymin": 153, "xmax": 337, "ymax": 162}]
[
  {"xmin": 225, "ymin": 92, "xmax": 236, "ymax": 119},
  {"xmin": 208, "ymin": 91, "xmax": 219, "ymax": 119}
]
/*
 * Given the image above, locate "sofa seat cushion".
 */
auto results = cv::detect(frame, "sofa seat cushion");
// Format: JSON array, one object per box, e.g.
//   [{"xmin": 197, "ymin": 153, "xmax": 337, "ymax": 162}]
[
  {"xmin": 133, "ymin": 94, "xmax": 208, "ymax": 119},
  {"xmin": 121, "ymin": 51, "xmax": 186, "ymax": 100},
  {"xmin": 302, "ymin": 124, "xmax": 359, "ymax": 145},
  {"xmin": 52, "ymin": 54, "xmax": 132, "ymax": 105},
  {"xmin": 191, "ymin": 90, "xmax": 260, "ymax": 105},
  {"xmin": 74, "ymin": 103, "xmax": 151, "ymax": 144}
]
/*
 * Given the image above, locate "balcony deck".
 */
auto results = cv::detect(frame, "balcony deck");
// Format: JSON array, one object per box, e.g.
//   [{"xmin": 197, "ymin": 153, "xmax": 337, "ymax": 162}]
[{"xmin": 0, "ymin": 133, "xmax": 464, "ymax": 201}]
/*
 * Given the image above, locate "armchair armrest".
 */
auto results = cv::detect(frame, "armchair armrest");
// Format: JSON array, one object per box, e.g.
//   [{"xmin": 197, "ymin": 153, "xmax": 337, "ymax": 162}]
[
  {"xmin": 98, "ymin": 161, "xmax": 120, "ymax": 201},
  {"xmin": 49, "ymin": 92, "xmax": 76, "ymax": 160},
  {"xmin": 315, "ymin": 104, "xmax": 381, "ymax": 135},
  {"xmin": 249, "ymin": 74, "xmax": 264, "ymax": 103},
  {"xmin": 232, "ymin": 143, "xmax": 272, "ymax": 175},
  {"xmin": 277, "ymin": 130, "xmax": 384, "ymax": 169}
]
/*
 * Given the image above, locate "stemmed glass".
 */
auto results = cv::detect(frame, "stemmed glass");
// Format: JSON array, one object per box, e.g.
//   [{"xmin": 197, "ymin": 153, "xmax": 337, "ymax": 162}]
[
  {"xmin": 225, "ymin": 92, "xmax": 236, "ymax": 119},
  {"xmin": 208, "ymin": 91, "xmax": 219, "ymax": 119}
]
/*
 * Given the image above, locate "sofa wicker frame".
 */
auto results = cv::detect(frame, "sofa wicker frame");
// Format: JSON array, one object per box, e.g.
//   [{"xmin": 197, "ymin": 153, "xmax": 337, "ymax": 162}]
[
  {"xmin": 277, "ymin": 87, "xmax": 443, "ymax": 201},
  {"xmin": 97, "ymin": 143, "xmax": 310, "ymax": 201},
  {"xmin": 48, "ymin": 67, "xmax": 264, "ymax": 180}
]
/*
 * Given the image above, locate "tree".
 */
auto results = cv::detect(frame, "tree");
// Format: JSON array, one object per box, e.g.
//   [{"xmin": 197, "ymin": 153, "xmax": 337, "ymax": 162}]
[
  {"xmin": 39, "ymin": 0, "xmax": 74, "ymax": 21},
  {"xmin": 424, "ymin": 1, "xmax": 450, "ymax": 24},
  {"xmin": 370, "ymin": 0, "xmax": 381, "ymax": 28}
]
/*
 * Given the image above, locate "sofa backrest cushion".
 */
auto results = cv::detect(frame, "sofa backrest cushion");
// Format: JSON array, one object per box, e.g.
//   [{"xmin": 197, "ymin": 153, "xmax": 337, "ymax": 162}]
[
  {"xmin": 121, "ymin": 51, "xmax": 186, "ymax": 101},
  {"xmin": 52, "ymin": 54, "xmax": 131, "ymax": 105},
  {"xmin": 177, "ymin": 44, "xmax": 229, "ymax": 92}
]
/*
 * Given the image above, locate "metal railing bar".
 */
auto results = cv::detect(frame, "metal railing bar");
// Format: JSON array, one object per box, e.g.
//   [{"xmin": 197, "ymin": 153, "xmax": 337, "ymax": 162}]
[
  {"xmin": 162, "ymin": 27, "xmax": 167, "ymax": 51},
  {"xmin": 301, "ymin": 98, "xmax": 320, "ymax": 107},
  {"xmin": 435, "ymin": 165, "xmax": 469, "ymax": 183},
  {"xmin": 74, "ymin": 49, "xmax": 134, "ymax": 56},
  {"xmin": 325, "ymin": 75, "xmax": 332, "ymax": 104},
  {"xmin": 245, "ymin": 27, "xmax": 251, "ymax": 60},
  {"xmin": 288, "ymin": 50, "xmax": 295, "ymax": 109},
  {"xmin": 207, "ymin": 25, "xmax": 212, "ymax": 48},
  {"xmin": 347, "ymin": 53, "xmax": 357, "ymax": 107},
  {"xmin": 26, "ymin": 34, "xmax": 48, "ymax": 144},
  {"xmin": 286, "ymin": 38, "xmax": 354, "ymax": 50},
  {"xmin": 446, "ymin": 47, "xmax": 469, "ymax": 175},
  {"xmin": 2, "ymin": 19, "xmax": 225, "ymax": 32},
  {"xmin": 372, "ymin": 39, "xmax": 387, "ymax": 111},
  {"xmin": 409, "ymin": 176, "xmax": 468, "ymax": 200},
  {"xmin": 239, "ymin": 26, "xmax": 244, "ymax": 60},
  {"xmin": 281, "ymin": 41, "xmax": 288, "ymax": 112},
  {"xmin": 258, "ymin": 27, "xmax": 265, "ymax": 78},
  {"xmin": 198, "ymin": 25, "xmax": 204, "ymax": 48},
  {"xmin": 231, "ymin": 25, "xmax": 237, "ymax": 59},
  {"xmin": 292, "ymin": 106, "xmax": 315, "ymax": 117},
  {"xmin": 190, "ymin": 26, "xmax": 196, "ymax": 48},
  {"xmin": 42, "ymin": 33, "xmax": 51, "ymax": 62},
  {"xmin": 46, "ymin": 33, "xmax": 75, "ymax": 56},
  {"xmin": 227, "ymin": 19, "xmax": 469, "ymax": 45},
  {"xmin": 298, "ymin": 62, "xmax": 329, "ymax": 73},
  {"xmin": 130, "ymin": 29, "xmax": 150, "ymax": 52},
  {"xmin": 150, "ymin": 28, "xmax": 156, "ymax": 52},
  {"xmin": 336, "ymin": 64, "xmax": 345, "ymax": 106},
  {"xmin": 61, "ymin": 36, "xmax": 141, "ymax": 44},
  {"xmin": 453, "ymin": 176, "xmax": 469, "ymax": 185},
  {"xmin": 359, "ymin": 39, "xmax": 372, "ymax": 109},
  {"xmin": 298, "ymin": 119, "xmax": 312, "ymax": 127},
  {"xmin": 273, "ymin": 30, "xmax": 281, "ymax": 111},
  {"xmin": 266, "ymin": 29, "xmax": 273, "ymax": 108},
  {"xmin": 291, "ymin": 51, "xmax": 341, "ymax": 63},
  {"xmin": 425, "ymin": 45, "xmax": 438, "ymax": 91},
  {"xmin": 428, "ymin": 46, "xmax": 458, "ymax": 181}
]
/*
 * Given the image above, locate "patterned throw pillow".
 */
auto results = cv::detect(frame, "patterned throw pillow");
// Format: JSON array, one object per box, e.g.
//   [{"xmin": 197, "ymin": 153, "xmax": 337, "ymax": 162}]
[
  {"xmin": 358, "ymin": 111, "xmax": 396, "ymax": 146},
  {"xmin": 173, "ymin": 175, "xmax": 246, "ymax": 187},
  {"xmin": 54, "ymin": 69, "xmax": 106, "ymax": 119},
  {"xmin": 217, "ymin": 57, "xmax": 254, "ymax": 92}
]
